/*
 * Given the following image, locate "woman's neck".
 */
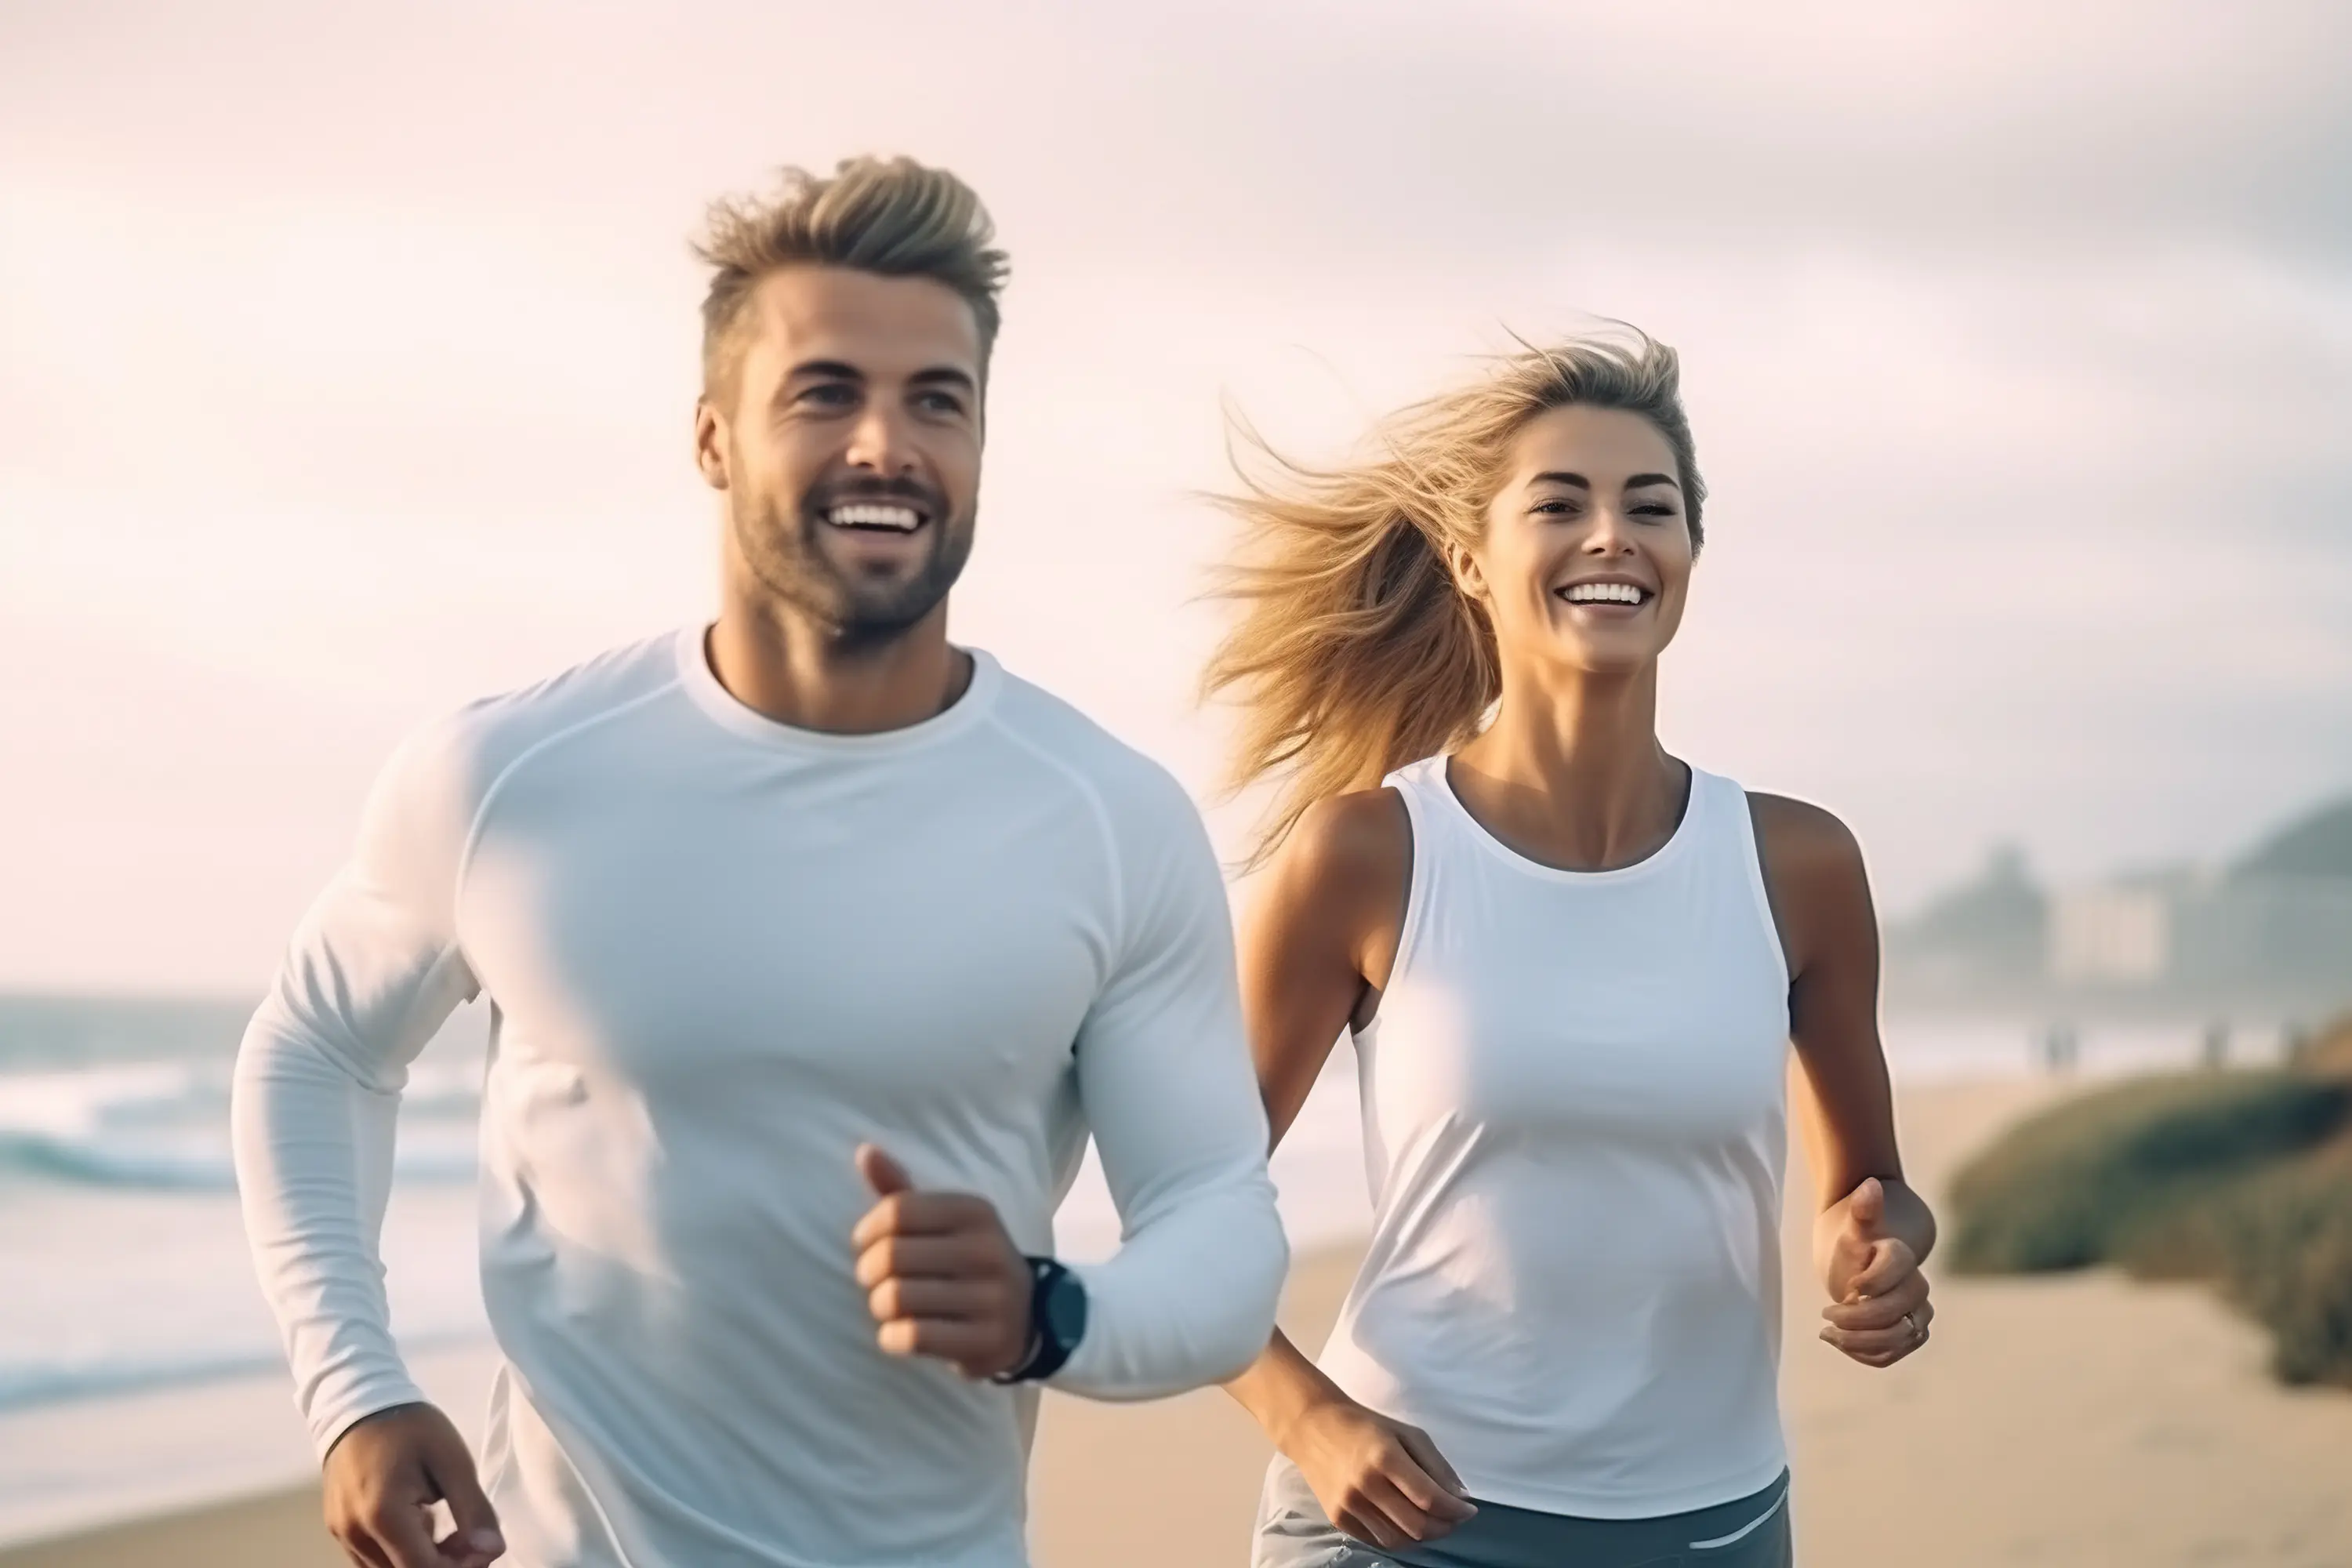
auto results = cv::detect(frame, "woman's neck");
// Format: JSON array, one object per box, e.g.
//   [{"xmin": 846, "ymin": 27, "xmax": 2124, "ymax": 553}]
[{"xmin": 1448, "ymin": 662, "xmax": 1686, "ymax": 873}]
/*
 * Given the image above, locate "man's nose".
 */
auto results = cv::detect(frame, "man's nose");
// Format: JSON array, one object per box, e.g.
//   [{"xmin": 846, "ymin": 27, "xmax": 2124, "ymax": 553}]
[{"xmin": 843, "ymin": 404, "xmax": 917, "ymax": 477}]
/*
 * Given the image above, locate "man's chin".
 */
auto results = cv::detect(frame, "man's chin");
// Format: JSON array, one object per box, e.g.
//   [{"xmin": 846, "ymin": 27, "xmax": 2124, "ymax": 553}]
[
  {"xmin": 822, "ymin": 579, "xmax": 953, "ymax": 644},
  {"xmin": 739, "ymin": 514, "xmax": 970, "ymax": 639}
]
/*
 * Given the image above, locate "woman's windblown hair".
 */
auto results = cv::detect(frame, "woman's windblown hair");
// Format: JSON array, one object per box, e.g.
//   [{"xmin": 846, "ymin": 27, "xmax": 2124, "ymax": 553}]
[{"xmin": 1202, "ymin": 329, "xmax": 1703, "ymax": 870}]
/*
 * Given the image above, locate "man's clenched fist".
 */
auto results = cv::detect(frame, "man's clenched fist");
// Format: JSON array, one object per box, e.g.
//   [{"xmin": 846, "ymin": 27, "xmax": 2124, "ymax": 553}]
[{"xmin": 851, "ymin": 1143, "xmax": 1035, "ymax": 1380}]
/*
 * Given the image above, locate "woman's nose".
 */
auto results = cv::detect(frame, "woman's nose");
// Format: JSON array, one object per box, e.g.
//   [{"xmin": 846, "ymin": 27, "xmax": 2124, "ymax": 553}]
[{"xmin": 1583, "ymin": 506, "xmax": 1635, "ymax": 553}]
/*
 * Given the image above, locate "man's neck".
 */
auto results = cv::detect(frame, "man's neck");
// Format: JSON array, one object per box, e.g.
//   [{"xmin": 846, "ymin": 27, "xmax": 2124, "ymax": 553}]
[{"xmin": 706, "ymin": 602, "xmax": 971, "ymax": 736}]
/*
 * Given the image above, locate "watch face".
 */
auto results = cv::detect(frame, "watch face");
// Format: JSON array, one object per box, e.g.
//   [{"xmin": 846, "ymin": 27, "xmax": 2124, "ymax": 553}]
[{"xmin": 1044, "ymin": 1270, "xmax": 1087, "ymax": 1347}]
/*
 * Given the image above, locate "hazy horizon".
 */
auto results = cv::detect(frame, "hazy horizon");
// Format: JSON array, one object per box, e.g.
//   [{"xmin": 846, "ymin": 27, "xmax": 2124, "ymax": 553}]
[{"xmin": 5, "ymin": 1, "xmax": 2350, "ymax": 991}]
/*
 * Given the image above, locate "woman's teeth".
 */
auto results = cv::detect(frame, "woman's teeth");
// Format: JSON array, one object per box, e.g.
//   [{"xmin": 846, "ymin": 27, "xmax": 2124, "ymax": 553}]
[{"xmin": 1559, "ymin": 582, "xmax": 1647, "ymax": 604}]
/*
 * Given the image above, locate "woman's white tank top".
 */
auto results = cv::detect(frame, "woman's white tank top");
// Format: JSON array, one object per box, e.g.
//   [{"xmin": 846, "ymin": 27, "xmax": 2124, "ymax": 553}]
[{"xmin": 1316, "ymin": 755, "xmax": 1793, "ymax": 1519}]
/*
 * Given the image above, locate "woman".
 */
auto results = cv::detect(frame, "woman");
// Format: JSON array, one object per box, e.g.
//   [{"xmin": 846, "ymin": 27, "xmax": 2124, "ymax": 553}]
[{"xmin": 1206, "ymin": 332, "xmax": 1934, "ymax": 1567}]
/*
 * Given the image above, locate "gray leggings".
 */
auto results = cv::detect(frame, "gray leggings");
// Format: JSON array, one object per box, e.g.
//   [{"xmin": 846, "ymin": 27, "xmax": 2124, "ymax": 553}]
[{"xmin": 1252, "ymin": 1456, "xmax": 1792, "ymax": 1568}]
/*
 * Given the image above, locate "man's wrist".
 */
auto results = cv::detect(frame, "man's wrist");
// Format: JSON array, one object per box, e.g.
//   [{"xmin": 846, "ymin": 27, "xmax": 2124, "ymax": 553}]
[
  {"xmin": 1004, "ymin": 1323, "xmax": 1046, "ymax": 1377},
  {"xmin": 321, "ymin": 1396, "xmax": 433, "ymax": 1465},
  {"xmin": 993, "ymin": 1256, "xmax": 1086, "ymax": 1383}
]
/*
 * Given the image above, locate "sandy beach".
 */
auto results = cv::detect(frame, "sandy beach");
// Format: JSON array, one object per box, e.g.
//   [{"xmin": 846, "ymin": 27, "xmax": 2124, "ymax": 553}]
[{"xmin": 9, "ymin": 1076, "xmax": 2350, "ymax": 1567}]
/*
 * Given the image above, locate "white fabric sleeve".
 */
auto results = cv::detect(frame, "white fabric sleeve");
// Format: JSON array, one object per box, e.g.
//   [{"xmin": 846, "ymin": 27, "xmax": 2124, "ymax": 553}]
[
  {"xmin": 230, "ymin": 716, "xmax": 484, "ymax": 1457},
  {"xmin": 1051, "ymin": 779, "xmax": 1287, "ymax": 1399}
]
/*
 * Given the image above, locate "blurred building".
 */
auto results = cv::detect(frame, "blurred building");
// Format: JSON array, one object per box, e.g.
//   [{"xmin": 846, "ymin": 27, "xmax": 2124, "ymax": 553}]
[
  {"xmin": 1883, "ymin": 843, "xmax": 2047, "ymax": 992},
  {"xmin": 2048, "ymin": 872, "xmax": 2176, "ymax": 985},
  {"xmin": 1887, "ymin": 796, "xmax": 2352, "ymax": 1015}
]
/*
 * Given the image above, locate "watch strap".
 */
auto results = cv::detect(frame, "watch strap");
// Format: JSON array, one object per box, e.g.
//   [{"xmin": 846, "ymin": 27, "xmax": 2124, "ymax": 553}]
[{"xmin": 994, "ymin": 1256, "xmax": 1080, "ymax": 1384}]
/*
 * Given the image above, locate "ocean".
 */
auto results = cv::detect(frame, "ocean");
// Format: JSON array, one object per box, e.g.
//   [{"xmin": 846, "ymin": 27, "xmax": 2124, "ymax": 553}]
[
  {"xmin": 0, "ymin": 992, "xmax": 1378, "ymax": 1432},
  {"xmin": 0, "ymin": 993, "xmax": 2297, "ymax": 1428}
]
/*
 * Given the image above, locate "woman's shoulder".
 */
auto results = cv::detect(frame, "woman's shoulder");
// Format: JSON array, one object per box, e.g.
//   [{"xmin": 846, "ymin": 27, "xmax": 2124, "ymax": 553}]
[
  {"xmin": 1260, "ymin": 787, "xmax": 1413, "ymax": 932},
  {"xmin": 1250, "ymin": 789, "xmax": 1416, "ymax": 989},
  {"xmin": 1743, "ymin": 791, "xmax": 1874, "ymax": 973},
  {"xmin": 1743, "ymin": 790, "xmax": 1864, "ymax": 877}
]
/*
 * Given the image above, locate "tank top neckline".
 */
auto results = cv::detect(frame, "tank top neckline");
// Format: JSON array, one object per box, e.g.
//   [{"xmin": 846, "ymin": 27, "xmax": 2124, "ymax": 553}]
[{"xmin": 1406, "ymin": 753, "xmax": 1710, "ymax": 888}]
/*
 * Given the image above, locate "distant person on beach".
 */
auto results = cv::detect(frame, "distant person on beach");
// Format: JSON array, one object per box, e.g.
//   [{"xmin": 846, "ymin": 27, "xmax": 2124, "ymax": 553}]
[
  {"xmin": 1205, "ymin": 333, "xmax": 1936, "ymax": 1566},
  {"xmin": 230, "ymin": 157, "xmax": 1286, "ymax": 1568}
]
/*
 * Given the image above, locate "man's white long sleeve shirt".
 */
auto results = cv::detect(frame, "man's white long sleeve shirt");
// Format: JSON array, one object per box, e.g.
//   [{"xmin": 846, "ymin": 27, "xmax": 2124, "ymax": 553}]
[{"xmin": 231, "ymin": 630, "xmax": 1287, "ymax": 1567}]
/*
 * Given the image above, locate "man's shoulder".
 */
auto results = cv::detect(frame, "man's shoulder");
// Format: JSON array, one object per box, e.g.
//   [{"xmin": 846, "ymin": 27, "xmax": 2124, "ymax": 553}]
[
  {"xmin": 383, "ymin": 630, "xmax": 685, "ymax": 819},
  {"xmin": 988, "ymin": 665, "xmax": 1193, "ymax": 811}
]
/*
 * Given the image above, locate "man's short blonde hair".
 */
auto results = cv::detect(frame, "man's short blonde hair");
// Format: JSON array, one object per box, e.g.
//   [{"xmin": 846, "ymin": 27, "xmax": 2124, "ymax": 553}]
[{"xmin": 693, "ymin": 156, "xmax": 1009, "ymax": 405}]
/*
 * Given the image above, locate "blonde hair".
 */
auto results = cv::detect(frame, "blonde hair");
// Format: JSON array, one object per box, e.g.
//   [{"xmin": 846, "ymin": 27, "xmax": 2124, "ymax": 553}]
[
  {"xmin": 1202, "ymin": 330, "xmax": 1704, "ymax": 869},
  {"xmin": 693, "ymin": 156, "xmax": 1009, "ymax": 402}
]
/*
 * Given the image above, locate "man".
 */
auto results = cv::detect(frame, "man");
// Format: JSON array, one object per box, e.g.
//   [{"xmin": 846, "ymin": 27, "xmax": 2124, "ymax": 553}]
[{"xmin": 231, "ymin": 155, "xmax": 1288, "ymax": 1568}]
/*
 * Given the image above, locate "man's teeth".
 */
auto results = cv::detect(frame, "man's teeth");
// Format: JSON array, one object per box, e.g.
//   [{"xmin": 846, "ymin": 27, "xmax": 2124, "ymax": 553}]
[
  {"xmin": 1561, "ymin": 582, "xmax": 1647, "ymax": 604},
  {"xmin": 827, "ymin": 503, "xmax": 922, "ymax": 532}
]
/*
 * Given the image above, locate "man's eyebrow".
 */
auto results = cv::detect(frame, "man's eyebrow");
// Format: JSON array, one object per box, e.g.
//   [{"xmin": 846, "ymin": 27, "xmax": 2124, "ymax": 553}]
[
  {"xmin": 778, "ymin": 361, "xmax": 977, "ymax": 401},
  {"xmin": 783, "ymin": 358, "xmax": 866, "ymax": 382}
]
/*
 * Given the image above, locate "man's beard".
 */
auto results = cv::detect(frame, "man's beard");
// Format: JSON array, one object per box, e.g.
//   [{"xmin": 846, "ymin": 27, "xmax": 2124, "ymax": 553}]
[{"xmin": 730, "ymin": 482, "xmax": 975, "ymax": 648}]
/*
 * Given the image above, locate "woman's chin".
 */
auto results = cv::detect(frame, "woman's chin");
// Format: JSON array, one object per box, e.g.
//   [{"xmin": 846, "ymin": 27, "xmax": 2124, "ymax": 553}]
[{"xmin": 1547, "ymin": 639, "xmax": 1668, "ymax": 680}]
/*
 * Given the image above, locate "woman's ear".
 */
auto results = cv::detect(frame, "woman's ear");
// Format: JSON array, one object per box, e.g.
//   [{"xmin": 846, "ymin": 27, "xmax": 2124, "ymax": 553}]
[{"xmin": 1446, "ymin": 540, "xmax": 1489, "ymax": 604}]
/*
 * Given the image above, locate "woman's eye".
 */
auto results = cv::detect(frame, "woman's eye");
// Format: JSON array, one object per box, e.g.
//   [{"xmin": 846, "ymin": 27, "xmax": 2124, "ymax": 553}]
[
  {"xmin": 1632, "ymin": 504, "xmax": 1676, "ymax": 518},
  {"xmin": 1532, "ymin": 498, "xmax": 1577, "ymax": 516}
]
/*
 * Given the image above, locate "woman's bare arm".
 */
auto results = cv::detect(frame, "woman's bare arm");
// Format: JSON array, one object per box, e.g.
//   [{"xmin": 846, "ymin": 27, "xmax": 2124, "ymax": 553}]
[
  {"xmin": 1225, "ymin": 790, "xmax": 1403, "ymax": 1430},
  {"xmin": 1243, "ymin": 790, "xmax": 1408, "ymax": 1144},
  {"xmin": 1751, "ymin": 793, "xmax": 1937, "ymax": 1365},
  {"xmin": 1221, "ymin": 792, "xmax": 1475, "ymax": 1548}
]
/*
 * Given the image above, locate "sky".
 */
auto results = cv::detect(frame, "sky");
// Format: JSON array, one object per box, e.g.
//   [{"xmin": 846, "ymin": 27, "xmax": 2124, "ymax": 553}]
[{"xmin": 3, "ymin": 0, "xmax": 2349, "ymax": 992}]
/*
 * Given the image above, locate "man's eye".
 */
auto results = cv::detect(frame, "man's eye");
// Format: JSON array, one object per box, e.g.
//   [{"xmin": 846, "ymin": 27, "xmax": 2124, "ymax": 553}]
[{"xmin": 800, "ymin": 384, "xmax": 856, "ymax": 406}]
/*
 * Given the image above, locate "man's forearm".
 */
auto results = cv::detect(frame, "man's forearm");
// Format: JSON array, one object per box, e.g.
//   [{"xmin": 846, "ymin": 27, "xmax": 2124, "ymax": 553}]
[
  {"xmin": 1051, "ymin": 1171, "xmax": 1287, "ymax": 1401},
  {"xmin": 232, "ymin": 1013, "xmax": 426, "ymax": 1456}
]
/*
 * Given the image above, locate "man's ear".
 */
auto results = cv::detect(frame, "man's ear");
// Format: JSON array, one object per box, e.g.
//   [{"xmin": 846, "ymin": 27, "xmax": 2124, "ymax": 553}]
[{"xmin": 693, "ymin": 399, "xmax": 730, "ymax": 492}]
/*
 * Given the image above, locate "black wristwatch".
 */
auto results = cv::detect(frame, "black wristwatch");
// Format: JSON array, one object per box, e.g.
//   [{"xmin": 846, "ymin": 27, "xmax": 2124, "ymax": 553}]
[{"xmin": 993, "ymin": 1256, "xmax": 1087, "ymax": 1384}]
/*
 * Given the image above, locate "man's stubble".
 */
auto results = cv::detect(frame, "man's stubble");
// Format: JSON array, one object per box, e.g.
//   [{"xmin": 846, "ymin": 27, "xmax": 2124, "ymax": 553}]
[{"xmin": 728, "ymin": 471, "xmax": 976, "ymax": 650}]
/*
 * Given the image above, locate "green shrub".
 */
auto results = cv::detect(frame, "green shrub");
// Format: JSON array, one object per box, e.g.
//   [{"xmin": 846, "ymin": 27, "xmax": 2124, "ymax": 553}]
[
  {"xmin": 1947, "ymin": 1072, "xmax": 2349, "ymax": 1273},
  {"xmin": 1946, "ymin": 1070, "xmax": 2352, "ymax": 1386},
  {"xmin": 2161, "ymin": 1147, "xmax": 2352, "ymax": 1385}
]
